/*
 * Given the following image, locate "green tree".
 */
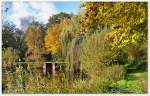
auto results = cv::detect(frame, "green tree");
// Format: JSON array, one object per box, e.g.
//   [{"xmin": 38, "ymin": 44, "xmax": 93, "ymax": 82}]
[
  {"xmin": 2, "ymin": 23, "xmax": 26, "ymax": 57},
  {"xmin": 2, "ymin": 24, "xmax": 17, "ymax": 49},
  {"xmin": 47, "ymin": 12, "xmax": 72, "ymax": 27},
  {"xmin": 14, "ymin": 28, "xmax": 27, "ymax": 60}
]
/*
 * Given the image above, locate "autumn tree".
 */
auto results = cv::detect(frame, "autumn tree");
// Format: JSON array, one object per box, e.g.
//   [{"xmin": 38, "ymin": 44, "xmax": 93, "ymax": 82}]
[
  {"xmin": 24, "ymin": 21, "xmax": 46, "ymax": 61},
  {"xmin": 45, "ymin": 19, "xmax": 71, "ymax": 55},
  {"xmin": 80, "ymin": 2, "xmax": 147, "ymax": 48}
]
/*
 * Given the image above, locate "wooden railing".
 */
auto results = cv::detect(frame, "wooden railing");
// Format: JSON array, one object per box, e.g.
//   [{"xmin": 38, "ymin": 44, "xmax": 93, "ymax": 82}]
[{"xmin": 16, "ymin": 61, "xmax": 68, "ymax": 64}]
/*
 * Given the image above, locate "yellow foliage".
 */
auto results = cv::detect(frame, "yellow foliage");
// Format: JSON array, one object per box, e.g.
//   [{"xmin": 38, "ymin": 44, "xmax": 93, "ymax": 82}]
[
  {"xmin": 80, "ymin": 2, "xmax": 147, "ymax": 48},
  {"xmin": 45, "ymin": 19, "xmax": 72, "ymax": 54}
]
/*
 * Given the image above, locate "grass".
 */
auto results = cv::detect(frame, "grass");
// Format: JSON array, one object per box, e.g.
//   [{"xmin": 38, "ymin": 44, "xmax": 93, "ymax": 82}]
[{"xmin": 126, "ymin": 72, "xmax": 148, "ymax": 81}]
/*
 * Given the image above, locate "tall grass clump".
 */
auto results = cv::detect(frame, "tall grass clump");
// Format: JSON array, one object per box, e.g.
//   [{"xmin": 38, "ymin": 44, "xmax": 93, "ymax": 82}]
[{"xmin": 78, "ymin": 31, "xmax": 126, "ymax": 81}]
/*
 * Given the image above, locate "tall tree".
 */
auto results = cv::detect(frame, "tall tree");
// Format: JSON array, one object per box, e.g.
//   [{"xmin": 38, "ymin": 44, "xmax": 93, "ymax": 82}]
[
  {"xmin": 45, "ymin": 19, "xmax": 71, "ymax": 54},
  {"xmin": 60, "ymin": 16, "xmax": 80, "ymax": 60},
  {"xmin": 2, "ymin": 23, "xmax": 17, "ymax": 49},
  {"xmin": 14, "ymin": 28, "xmax": 26, "ymax": 59},
  {"xmin": 24, "ymin": 21, "xmax": 46, "ymax": 61},
  {"xmin": 80, "ymin": 2, "xmax": 147, "ymax": 48}
]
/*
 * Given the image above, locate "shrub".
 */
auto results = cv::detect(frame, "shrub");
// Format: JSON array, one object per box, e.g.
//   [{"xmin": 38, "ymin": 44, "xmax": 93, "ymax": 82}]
[
  {"xmin": 72, "ymin": 79, "xmax": 93, "ymax": 93},
  {"xmin": 123, "ymin": 42, "xmax": 147, "ymax": 73},
  {"xmin": 2, "ymin": 65, "xmax": 26, "ymax": 93},
  {"xmin": 2, "ymin": 34, "xmax": 21, "ymax": 93},
  {"xmin": 72, "ymin": 77, "xmax": 118, "ymax": 93},
  {"xmin": 2, "ymin": 47, "xmax": 19, "ymax": 68},
  {"xmin": 116, "ymin": 80, "xmax": 144, "ymax": 93}
]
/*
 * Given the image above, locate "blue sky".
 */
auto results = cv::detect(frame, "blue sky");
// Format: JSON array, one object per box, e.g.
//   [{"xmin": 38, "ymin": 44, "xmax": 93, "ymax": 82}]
[
  {"xmin": 2, "ymin": 1, "xmax": 81, "ymax": 29},
  {"xmin": 54, "ymin": 2, "xmax": 81, "ymax": 14}
]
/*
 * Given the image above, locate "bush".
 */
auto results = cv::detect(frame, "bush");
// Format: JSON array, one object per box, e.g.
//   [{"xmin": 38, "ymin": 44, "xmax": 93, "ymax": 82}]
[
  {"xmin": 72, "ymin": 77, "xmax": 119, "ymax": 93},
  {"xmin": 100, "ymin": 65, "xmax": 125, "ymax": 82},
  {"xmin": 123, "ymin": 42, "xmax": 147, "ymax": 72},
  {"xmin": 2, "ymin": 65, "xmax": 26, "ymax": 93},
  {"xmin": 116, "ymin": 80, "xmax": 144, "ymax": 93},
  {"xmin": 72, "ymin": 79, "xmax": 92, "ymax": 93},
  {"xmin": 2, "ymin": 47, "xmax": 20, "ymax": 93},
  {"xmin": 2, "ymin": 47, "xmax": 19, "ymax": 68}
]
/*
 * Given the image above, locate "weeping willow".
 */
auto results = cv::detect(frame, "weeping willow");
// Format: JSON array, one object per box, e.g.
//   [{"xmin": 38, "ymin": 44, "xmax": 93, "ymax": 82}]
[{"xmin": 59, "ymin": 16, "xmax": 84, "ymax": 80}]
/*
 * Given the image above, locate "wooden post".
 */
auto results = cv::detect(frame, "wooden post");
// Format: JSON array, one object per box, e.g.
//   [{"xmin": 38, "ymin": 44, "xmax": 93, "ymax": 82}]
[
  {"xmin": 52, "ymin": 63, "xmax": 55, "ymax": 78},
  {"xmin": 43, "ymin": 63, "xmax": 46, "ymax": 75}
]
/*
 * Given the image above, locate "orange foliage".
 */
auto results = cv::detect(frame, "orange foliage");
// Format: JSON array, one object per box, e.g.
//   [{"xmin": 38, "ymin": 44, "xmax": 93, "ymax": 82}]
[{"xmin": 45, "ymin": 19, "xmax": 71, "ymax": 54}]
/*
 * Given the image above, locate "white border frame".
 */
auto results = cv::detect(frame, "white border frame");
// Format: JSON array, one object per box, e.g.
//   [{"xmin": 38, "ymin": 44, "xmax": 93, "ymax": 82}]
[{"xmin": 0, "ymin": 0, "xmax": 149, "ymax": 96}]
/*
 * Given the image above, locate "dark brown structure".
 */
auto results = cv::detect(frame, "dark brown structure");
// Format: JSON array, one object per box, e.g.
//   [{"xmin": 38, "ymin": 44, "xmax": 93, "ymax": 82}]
[{"xmin": 43, "ymin": 62, "xmax": 66, "ymax": 78}]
